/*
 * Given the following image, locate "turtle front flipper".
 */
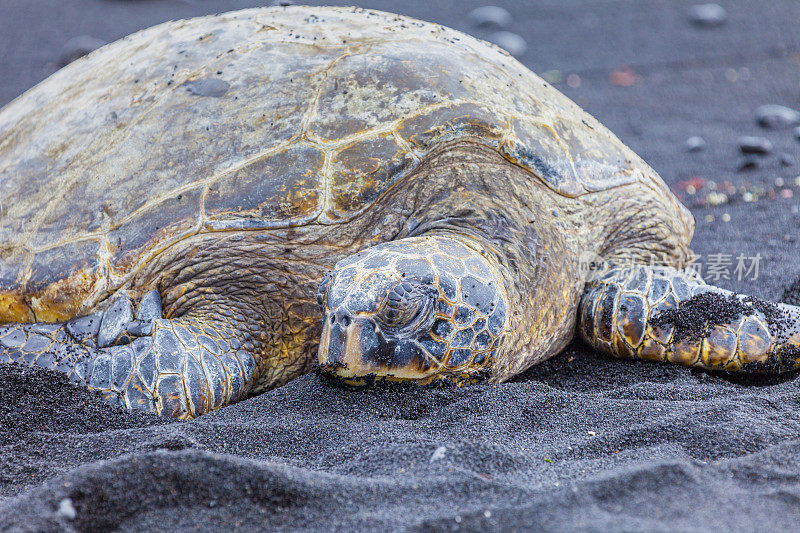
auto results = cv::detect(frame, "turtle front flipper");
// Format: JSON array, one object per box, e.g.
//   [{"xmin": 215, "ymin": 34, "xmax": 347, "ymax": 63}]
[
  {"xmin": 0, "ymin": 291, "xmax": 258, "ymax": 418},
  {"xmin": 579, "ymin": 265, "xmax": 800, "ymax": 372}
]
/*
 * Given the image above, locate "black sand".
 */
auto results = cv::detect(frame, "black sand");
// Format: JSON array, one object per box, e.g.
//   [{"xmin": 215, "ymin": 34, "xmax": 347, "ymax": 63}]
[{"xmin": 2, "ymin": 1, "xmax": 800, "ymax": 531}]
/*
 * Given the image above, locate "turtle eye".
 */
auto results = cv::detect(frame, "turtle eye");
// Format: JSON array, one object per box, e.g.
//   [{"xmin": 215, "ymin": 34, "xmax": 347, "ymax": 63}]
[
  {"xmin": 377, "ymin": 281, "xmax": 437, "ymax": 334},
  {"xmin": 316, "ymin": 271, "xmax": 335, "ymax": 312}
]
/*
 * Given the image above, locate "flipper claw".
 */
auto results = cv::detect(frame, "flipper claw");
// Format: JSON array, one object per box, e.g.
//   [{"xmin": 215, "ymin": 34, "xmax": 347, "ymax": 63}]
[
  {"xmin": 66, "ymin": 312, "xmax": 102, "ymax": 343},
  {"xmin": 136, "ymin": 290, "xmax": 162, "ymax": 322},
  {"xmin": 98, "ymin": 293, "xmax": 135, "ymax": 348}
]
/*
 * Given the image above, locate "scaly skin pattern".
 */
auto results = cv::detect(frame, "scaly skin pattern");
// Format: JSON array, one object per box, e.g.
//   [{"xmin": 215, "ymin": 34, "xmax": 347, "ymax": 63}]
[
  {"xmin": 317, "ymin": 235, "xmax": 509, "ymax": 381},
  {"xmin": 580, "ymin": 266, "xmax": 800, "ymax": 372}
]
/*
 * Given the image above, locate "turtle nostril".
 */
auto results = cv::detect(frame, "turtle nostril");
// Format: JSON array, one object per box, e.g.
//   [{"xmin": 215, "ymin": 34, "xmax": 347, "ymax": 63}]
[{"xmin": 331, "ymin": 311, "xmax": 352, "ymax": 327}]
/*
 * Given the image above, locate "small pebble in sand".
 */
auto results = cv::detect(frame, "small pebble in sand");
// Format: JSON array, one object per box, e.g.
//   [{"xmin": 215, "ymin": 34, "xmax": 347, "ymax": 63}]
[
  {"xmin": 738, "ymin": 136, "xmax": 773, "ymax": 155},
  {"xmin": 738, "ymin": 156, "xmax": 760, "ymax": 171},
  {"xmin": 705, "ymin": 214, "xmax": 715, "ymax": 223},
  {"xmin": 58, "ymin": 35, "xmax": 106, "ymax": 67},
  {"xmin": 706, "ymin": 192, "xmax": 728, "ymax": 206},
  {"xmin": 722, "ymin": 213, "xmax": 731, "ymax": 222},
  {"xmin": 468, "ymin": 6, "xmax": 512, "ymax": 29},
  {"xmin": 541, "ymin": 70, "xmax": 562, "ymax": 84},
  {"xmin": 489, "ymin": 31, "xmax": 527, "ymax": 56},
  {"xmin": 567, "ymin": 74, "xmax": 581, "ymax": 88},
  {"xmin": 781, "ymin": 188, "xmax": 794, "ymax": 199},
  {"xmin": 678, "ymin": 176, "xmax": 707, "ymax": 193},
  {"xmin": 685, "ymin": 136, "xmax": 707, "ymax": 152},
  {"xmin": 755, "ymin": 104, "xmax": 800, "ymax": 128},
  {"xmin": 688, "ymin": 4, "xmax": 727, "ymax": 27},
  {"xmin": 430, "ymin": 446, "xmax": 447, "ymax": 462},
  {"xmin": 587, "ymin": 430, "xmax": 596, "ymax": 437},
  {"xmin": 779, "ymin": 153, "xmax": 797, "ymax": 166},
  {"xmin": 775, "ymin": 177, "xmax": 785, "ymax": 186},
  {"xmin": 57, "ymin": 498, "xmax": 77, "ymax": 520},
  {"xmin": 609, "ymin": 66, "xmax": 638, "ymax": 87}
]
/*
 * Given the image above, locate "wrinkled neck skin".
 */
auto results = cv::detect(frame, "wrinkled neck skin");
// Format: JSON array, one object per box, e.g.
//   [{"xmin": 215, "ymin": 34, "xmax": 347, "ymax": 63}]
[{"xmin": 391, "ymin": 143, "xmax": 587, "ymax": 380}]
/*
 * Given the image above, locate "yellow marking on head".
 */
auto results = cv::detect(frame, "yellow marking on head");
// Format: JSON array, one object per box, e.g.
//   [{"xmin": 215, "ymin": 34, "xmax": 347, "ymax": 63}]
[{"xmin": 342, "ymin": 319, "xmax": 366, "ymax": 368}]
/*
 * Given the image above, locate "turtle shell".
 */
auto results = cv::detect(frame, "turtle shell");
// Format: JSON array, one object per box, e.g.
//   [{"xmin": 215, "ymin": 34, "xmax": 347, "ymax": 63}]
[{"xmin": 0, "ymin": 6, "xmax": 689, "ymax": 323}]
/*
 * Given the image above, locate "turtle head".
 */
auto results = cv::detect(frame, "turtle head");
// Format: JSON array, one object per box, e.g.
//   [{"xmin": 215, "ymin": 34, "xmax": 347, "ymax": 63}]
[{"xmin": 316, "ymin": 236, "xmax": 508, "ymax": 385}]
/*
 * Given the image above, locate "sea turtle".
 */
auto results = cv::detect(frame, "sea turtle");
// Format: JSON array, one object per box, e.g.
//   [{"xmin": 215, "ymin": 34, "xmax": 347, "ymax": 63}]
[{"xmin": 2, "ymin": 7, "xmax": 799, "ymax": 419}]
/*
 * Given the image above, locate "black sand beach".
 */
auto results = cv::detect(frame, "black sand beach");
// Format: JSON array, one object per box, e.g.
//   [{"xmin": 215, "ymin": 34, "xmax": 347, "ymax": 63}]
[{"xmin": 2, "ymin": 1, "xmax": 800, "ymax": 530}]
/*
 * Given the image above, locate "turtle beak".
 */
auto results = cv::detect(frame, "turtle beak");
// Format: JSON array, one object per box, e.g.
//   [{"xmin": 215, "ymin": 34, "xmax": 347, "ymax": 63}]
[
  {"xmin": 317, "ymin": 308, "xmax": 434, "ymax": 381},
  {"xmin": 318, "ymin": 310, "xmax": 383, "ymax": 368}
]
